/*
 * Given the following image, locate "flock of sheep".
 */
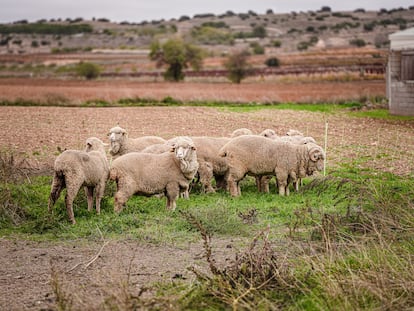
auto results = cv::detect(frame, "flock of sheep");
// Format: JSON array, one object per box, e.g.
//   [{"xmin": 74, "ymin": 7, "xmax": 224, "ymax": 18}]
[{"xmin": 48, "ymin": 126, "xmax": 326, "ymax": 224}]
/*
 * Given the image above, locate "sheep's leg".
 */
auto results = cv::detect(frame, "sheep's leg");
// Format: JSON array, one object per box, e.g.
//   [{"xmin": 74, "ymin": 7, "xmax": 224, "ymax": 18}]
[
  {"xmin": 294, "ymin": 178, "xmax": 302, "ymax": 192},
  {"xmin": 166, "ymin": 183, "xmax": 179, "ymax": 211},
  {"xmin": 255, "ymin": 176, "xmax": 262, "ymax": 192},
  {"xmin": 198, "ymin": 162, "xmax": 215, "ymax": 193},
  {"xmin": 94, "ymin": 180, "xmax": 106, "ymax": 215},
  {"xmin": 180, "ymin": 184, "xmax": 189, "ymax": 199},
  {"xmin": 65, "ymin": 179, "xmax": 83, "ymax": 225},
  {"xmin": 275, "ymin": 174, "xmax": 288, "ymax": 196},
  {"xmin": 260, "ymin": 176, "xmax": 272, "ymax": 193},
  {"xmin": 228, "ymin": 176, "xmax": 240, "ymax": 197},
  {"xmin": 48, "ymin": 173, "xmax": 64, "ymax": 212},
  {"xmin": 215, "ymin": 175, "xmax": 227, "ymax": 191},
  {"xmin": 85, "ymin": 186, "xmax": 94, "ymax": 212}
]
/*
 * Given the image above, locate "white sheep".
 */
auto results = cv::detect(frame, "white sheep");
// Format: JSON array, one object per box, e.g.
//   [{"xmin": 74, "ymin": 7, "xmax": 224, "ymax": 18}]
[
  {"xmin": 191, "ymin": 136, "xmax": 230, "ymax": 193},
  {"xmin": 139, "ymin": 136, "xmax": 230, "ymax": 194},
  {"xmin": 109, "ymin": 136, "xmax": 199, "ymax": 213},
  {"xmin": 219, "ymin": 135, "xmax": 325, "ymax": 197},
  {"xmin": 108, "ymin": 126, "xmax": 166, "ymax": 158},
  {"xmin": 257, "ymin": 129, "xmax": 316, "ymax": 192},
  {"xmin": 48, "ymin": 137, "xmax": 110, "ymax": 224}
]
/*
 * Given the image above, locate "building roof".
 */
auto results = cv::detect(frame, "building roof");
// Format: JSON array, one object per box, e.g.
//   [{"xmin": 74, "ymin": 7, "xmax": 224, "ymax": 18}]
[{"xmin": 389, "ymin": 27, "xmax": 414, "ymax": 50}]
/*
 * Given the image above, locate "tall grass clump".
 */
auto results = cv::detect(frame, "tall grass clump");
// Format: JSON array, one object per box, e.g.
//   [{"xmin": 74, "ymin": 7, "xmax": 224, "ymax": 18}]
[{"xmin": 177, "ymin": 174, "xmax": 414, "ymax": 310}]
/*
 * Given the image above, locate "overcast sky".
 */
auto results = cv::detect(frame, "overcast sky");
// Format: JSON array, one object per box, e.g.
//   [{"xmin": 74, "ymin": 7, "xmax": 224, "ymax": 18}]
[{"xmin": 0, "ymin": 0, "xmax": 412, "ymax": 23}]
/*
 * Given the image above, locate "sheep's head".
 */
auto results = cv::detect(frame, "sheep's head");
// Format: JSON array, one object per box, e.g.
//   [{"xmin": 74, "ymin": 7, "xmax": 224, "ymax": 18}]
[
  {"xmin": 260, "ymin": 129, "xmax": 278, "ymax": 140},
  {"xmin": 108, "ymin": 126, "xmax": 127, "ymax": 155},
  {"xmin": 306, "ymin": 143, "xmax": 325, "ymax": 175},
  {"xmin": 85, "ymin": 137, "xmax": 107, "ymax": 153},
  {"xmin": 171, "ymin": 136, "xmax": 197, "ymax": 161}
]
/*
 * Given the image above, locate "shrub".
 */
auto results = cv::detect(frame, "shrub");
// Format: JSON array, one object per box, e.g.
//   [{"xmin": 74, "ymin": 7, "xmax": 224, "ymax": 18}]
[
  {"xmin": 250, "ymin": 42, "xmax": 264, "ymax": 55},
  {"xmin": 350, "ymin": 38, "xmax": 366, "ymax": 47},
  {"xmin": 223, "ymin": 49, "xmax": 251, "ymax": 84},
  {"xmin": 252, "ymin": 25, "xmax": 267, "ymax": 38},
  {"xmin": 271, "ymin": 40, "xmax": 282, "ymax": 47},
  {"xmin": 297, "ymin": 41, "xmax": 309, "ymax": 51},
  {"xmin": 75, "ymin": 62, "xmax": 101, "ymax": 80},
  {"xmin": 265, "ymin": 57, "xmax": 280, "ymax": 67}
]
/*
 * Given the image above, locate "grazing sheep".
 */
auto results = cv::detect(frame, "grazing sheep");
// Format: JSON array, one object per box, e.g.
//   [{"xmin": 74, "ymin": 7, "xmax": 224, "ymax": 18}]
[
  {"xmin": 256, "ymin": 129, "xmax": 317, "ymax": 192},
  {"xmin": 108, "ymin": 126, "xmax": 166, "ymax": 158},
  {"xmin": 191, "ymin": 136, "xmax": 231, "ymax": 193},
  {"xmin": 219, "ymin": 135, "xmax": 325, "ymax": 197},
  {"xmin": 109, "ymin": 136, "xmax": 199, "ymax": 213},
  {"xmin": 48, "ymin": 137, "xmax": 110, "ymax": 224},
  {"xmin": 230, "ymin": 128, "xmax": 254, "ymax": 137}
]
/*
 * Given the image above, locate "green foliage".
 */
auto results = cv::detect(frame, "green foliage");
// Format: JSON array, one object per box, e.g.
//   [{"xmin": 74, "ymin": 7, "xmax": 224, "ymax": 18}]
[
  {"xmin": 0, "ymin": 23, "xmax": 93, "ymax": 35},
  {"xmin": 223, "ymin": 49, "xmax": 251, "ymax": 84},
  {"xmin": 190, "ymin": 26, "xmax": 234, "ymax": 45},
  {"xmin": 271, "ymin": 40, "xmax": 282, "ymax": 47},
  {"xmin": 249, "ymin": 42, "xmax": 264, "ymax": 55},
  {"xmin": 265, "ymin": 56, "xmax": 280, "ymax": 67},
  {"xmin": 251, "ymin": 25, "xmax": 267, "ymax": 38},
  {"xmin": 350, "ymin": 38, "xmax": 366, "ymax": 47},
  {"xmin": 149, "ymin": 38, "xmax": 204, "ymax": 81},
  {"xmin": 75, "ymin": 61, "xmax": 101, "ymax": 80}
]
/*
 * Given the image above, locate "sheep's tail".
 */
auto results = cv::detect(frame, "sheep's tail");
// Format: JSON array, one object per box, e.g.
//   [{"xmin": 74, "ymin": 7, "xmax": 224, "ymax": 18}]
[{"xmin": 48, "ymin": 170, "xmax": 65, "ymax": 212}]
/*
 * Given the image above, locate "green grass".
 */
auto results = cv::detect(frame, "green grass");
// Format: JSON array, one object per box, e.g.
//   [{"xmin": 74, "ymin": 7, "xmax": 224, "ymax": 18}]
[{"xmin": 1, "ymin": 160, "xmax": 414, "ymax": 310}]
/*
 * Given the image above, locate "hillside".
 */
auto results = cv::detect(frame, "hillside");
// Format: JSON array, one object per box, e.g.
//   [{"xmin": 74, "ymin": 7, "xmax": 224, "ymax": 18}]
[{"xmin": 1, "ymin": 6, "xmax": 413, "ymax": 55}]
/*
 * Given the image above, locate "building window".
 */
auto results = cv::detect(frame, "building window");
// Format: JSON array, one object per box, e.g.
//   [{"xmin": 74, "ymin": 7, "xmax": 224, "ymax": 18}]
[{"xmin": 401, "ymin": 51, "xmax": 414, "ymax": 81}]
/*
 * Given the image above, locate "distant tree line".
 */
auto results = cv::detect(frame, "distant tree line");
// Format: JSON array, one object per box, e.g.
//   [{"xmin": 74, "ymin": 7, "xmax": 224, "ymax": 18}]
[{"xmin": 0, "ymin": 23, "xmax": 93, "ymax": 35}]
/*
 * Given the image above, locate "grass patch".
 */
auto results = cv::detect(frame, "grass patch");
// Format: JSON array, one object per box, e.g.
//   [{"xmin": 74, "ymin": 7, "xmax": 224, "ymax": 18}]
[{"xmin": 1, "ymin": 150, "xmax": 413, "ymax": 309}]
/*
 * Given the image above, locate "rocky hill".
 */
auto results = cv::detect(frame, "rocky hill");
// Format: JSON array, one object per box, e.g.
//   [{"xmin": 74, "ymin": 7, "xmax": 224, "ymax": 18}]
[{"xmin": 1, "ymin": 6, "xmax": 413, "ymax": 56}]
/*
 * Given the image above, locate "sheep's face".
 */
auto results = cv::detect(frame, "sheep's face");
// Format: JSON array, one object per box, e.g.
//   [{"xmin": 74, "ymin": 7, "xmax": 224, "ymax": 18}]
[
  {"xmin": 172, "ymin": 138, "xmax": 196, "ymax": 161},
  {"xmin": 108, "ymin": 127, "xmax": 127, "ymax": 155}
]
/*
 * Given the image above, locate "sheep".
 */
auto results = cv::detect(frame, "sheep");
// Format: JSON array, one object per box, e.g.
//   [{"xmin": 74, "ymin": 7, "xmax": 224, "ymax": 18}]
[
  {"xmin": 48, "ymin": 137, "xmax": 110, "ymax": 224},
  {"xmin": 109, "ymin": 136, "xmax": 199, "ymax": 213},
  {"xmin": 108, "ymin": 126, "xmax": 166, "ymax": 158},
  {"xmin": 230, "ymin": 128, "xmax": 254, "ymax": 137},
  {"xmin": 255, "ymin": 129, "xmax": 317, "ymax": 193},
  {"xmin": 219, "ymin": 135, "xmax": 325, "ymax": 197},
  {"xmin": 142, "ymin": 136, "xmax": 230, "ymax": 194},
  {"xmin": 191, "ymin": 136, "xmax": 230, "ymax": 193}
]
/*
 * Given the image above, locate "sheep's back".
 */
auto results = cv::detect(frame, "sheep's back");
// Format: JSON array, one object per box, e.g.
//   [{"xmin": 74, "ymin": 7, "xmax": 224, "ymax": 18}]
[{"xmin": 111, "ymin": 152, "xmax": 184, "ymax": 189}]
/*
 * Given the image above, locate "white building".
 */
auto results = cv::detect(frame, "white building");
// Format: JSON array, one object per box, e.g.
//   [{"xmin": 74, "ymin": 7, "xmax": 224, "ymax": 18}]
[{"xmin": 387, "ymin": 27, "xmax": 414, "ymax": 116}]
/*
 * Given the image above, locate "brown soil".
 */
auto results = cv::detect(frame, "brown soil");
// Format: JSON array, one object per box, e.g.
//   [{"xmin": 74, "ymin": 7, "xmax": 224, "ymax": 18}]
[
  {"xmin": 0, "ymin": 78, "xmax": 385, "ymax": 104},
  {"xmin": 0, "ymin": 79, "xmax": 413, "ymax": 310}
]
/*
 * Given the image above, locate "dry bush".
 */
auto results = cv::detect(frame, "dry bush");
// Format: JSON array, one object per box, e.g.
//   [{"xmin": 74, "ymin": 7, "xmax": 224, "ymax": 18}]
[
  {"xmin": 0, "ymin": 149, "xmax": 37, "ymax": 183},
  {"xmin": 182, "ymin": 211, "xmax": 297, "ymax": 310}
]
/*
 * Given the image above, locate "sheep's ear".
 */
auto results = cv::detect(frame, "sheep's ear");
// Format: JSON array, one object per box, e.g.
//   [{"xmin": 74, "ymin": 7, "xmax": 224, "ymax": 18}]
[{"xmin": 103, "ymin": 143, "xmax": 109, "ymax": 147}]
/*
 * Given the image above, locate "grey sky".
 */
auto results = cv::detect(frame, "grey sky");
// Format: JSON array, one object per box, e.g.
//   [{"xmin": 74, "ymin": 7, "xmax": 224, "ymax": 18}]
[{"xmin": 0, "ymin": 0, "xmax": 412, "ymax": 23}]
